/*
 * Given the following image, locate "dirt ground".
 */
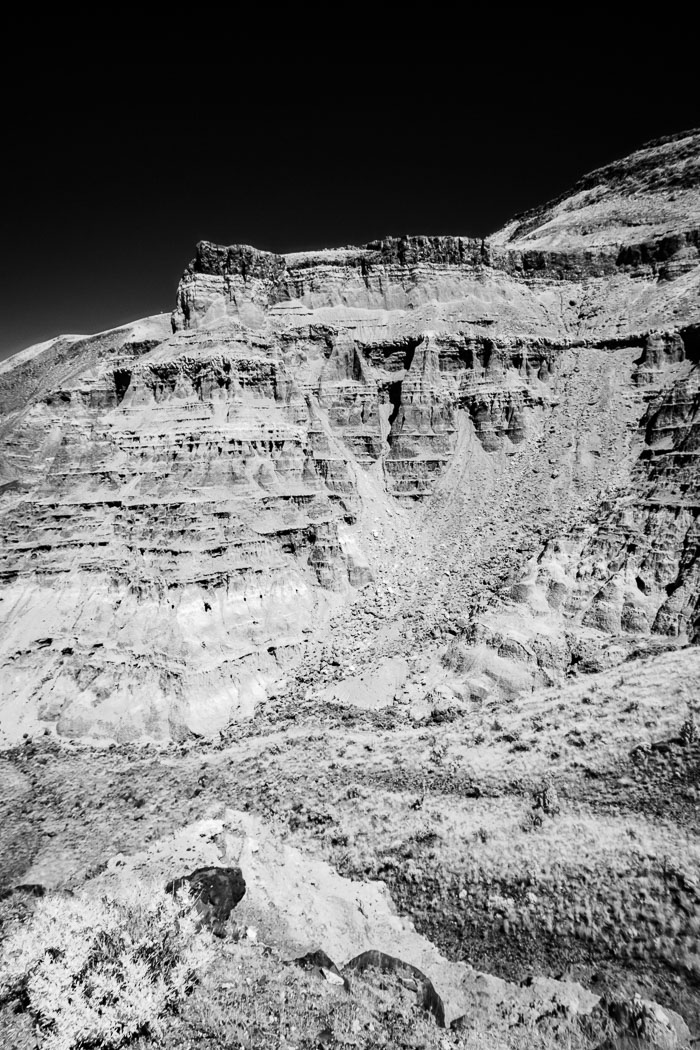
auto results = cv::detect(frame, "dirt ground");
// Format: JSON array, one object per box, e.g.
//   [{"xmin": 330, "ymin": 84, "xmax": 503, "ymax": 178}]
[{"xmin": 2, "ymin": 632, "xmax": 699, "ymax": 1036}]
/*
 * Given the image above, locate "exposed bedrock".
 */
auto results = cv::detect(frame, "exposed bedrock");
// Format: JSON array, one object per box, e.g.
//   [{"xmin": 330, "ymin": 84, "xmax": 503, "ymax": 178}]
[
  {"xmin": 2, "ymin": 130, "xmax": 700, "ymax": 739},
  {"xmin": 0, "ymin": 324, "xmax": 377, "ymax": 740},
  {"xmin": 172, "ymin": 228, "xmax": 700, "ymax": 335},
  {"xmin": 459, "ymin": 323, "xmax": 700, "ymax": 698},
  {"xmin": 577, "ymin": 346, "xmax": 700, "ymax": 643}
]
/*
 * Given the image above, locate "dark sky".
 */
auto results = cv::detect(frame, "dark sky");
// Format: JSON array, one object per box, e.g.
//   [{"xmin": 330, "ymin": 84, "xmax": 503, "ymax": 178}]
[{"xmin": 2, "ymin": 54, "xmax": 698, "ymax": 362}]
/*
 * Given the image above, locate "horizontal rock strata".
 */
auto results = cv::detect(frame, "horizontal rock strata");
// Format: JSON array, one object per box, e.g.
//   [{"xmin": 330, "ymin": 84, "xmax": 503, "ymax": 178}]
[{"xmin": 1, "ymin": 129, "xmax": 699, "ymax": 739}]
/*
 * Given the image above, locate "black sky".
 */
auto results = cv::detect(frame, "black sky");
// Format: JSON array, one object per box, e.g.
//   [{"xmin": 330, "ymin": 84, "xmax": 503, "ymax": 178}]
[{"xmin": 2, "ymin": 54, "xmax": 698, "ymax": 362}]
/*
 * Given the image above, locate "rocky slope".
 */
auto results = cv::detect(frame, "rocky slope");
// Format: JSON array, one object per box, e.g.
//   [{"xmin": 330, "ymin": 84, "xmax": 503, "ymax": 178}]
[{"xmin": 0, "ymin": 128, "xmax": 699, "ymax": 744}]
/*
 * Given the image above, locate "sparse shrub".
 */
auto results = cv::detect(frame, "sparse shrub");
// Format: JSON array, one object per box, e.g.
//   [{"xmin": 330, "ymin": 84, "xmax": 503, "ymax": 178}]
[
  {"xmin": 486, "ymin": 892, "xmax": 515, "ymax": 920},
  {"xmin": 440, "ymin": 640, "xmax": 471, "ymax": 674},
  {"xmin": 532, "ymin": 776, "xmax": 560, "ymax": 816},
  {"xmin": 0, "ymin": 882, "xmax": 214, "ymax": 1050},
  {"xmin": 427, "ymin": 734, "xmax": 447, "ymax": 766},
  {"xmin": 521, "ymin": 808, "xmax": 545, "ymax": 832},
  {"xmin": 522, "ymin": 775, "xmax": 560, "ymax": 831},
  {"xmin": 681, "ymin": 715, "xmax": 697, "ymax": 746},
  {"xmin": 429, "ymin": 705, "xmax": 458, "ymax": 725},
  {"xmin": 631, "ymin": 742, "xmax": 651, "ymax": 765}
]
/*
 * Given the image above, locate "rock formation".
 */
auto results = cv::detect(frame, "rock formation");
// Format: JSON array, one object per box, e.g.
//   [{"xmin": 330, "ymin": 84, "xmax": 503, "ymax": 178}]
[
  {"xmin": 0, "ymin": 128, "xmax": 699, "ymax": 740},
  {"xmin": 88, "ymin": 808, "xmax": 602, "ymax": 1030}
]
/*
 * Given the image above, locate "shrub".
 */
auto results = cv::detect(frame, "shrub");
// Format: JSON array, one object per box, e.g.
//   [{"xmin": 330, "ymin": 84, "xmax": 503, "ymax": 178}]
[
  {"xmin": 0, "ymin": 881, "xmax": 214, "ymax": 1050},
  {"xmin": 532, "ymin": 777, "xmax": 560, "ymax": 816},
  {"xmin": 522, "ymin": 776, "xmax": 561, "ymax": 831},
  {"xmin": 681, "ymin": 715, "xmax": 697, "ymax": 746},
  {"xmin": 521, "ymin": 808, "xmax": 545, "ymax": 833}
]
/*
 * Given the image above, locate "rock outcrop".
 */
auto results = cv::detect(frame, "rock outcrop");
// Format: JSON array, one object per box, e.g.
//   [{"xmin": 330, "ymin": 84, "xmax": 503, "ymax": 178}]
[
  {"xmin": 87, "ymin": 809, "xmax": 602, "ymax": 1030},
  {"xmin": 1, "ymin": 129, "xmax": 699, "ymax": 739},
  {"xmin": 165, "ymin": 865, "xmax": 246, "ymax": 935}
]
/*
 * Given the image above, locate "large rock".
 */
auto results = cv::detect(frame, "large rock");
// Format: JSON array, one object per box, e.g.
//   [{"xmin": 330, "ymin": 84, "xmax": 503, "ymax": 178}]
[
  {"xmin": 345, "ymin": 949, "xmax": 446, "ymax": 1026},
  {"xmin": 164, "ymin": 865, "xmax": 246, "ymax": 936}
]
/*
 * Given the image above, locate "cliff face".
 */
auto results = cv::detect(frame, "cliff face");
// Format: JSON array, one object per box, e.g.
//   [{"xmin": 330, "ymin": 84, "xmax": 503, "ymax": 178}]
[
  {"xmin": 1, "ymin": 129, "xmax": 699, "ymax": 741},
  {"xmin": 566, "ymin": 328, "xmax": 700, "ymax": 642}
]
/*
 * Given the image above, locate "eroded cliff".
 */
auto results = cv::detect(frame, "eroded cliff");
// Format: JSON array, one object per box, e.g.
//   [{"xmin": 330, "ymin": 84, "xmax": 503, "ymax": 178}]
[{"xmin": 1, "ymin": 128, "xmax": 699, "ymax": 741}]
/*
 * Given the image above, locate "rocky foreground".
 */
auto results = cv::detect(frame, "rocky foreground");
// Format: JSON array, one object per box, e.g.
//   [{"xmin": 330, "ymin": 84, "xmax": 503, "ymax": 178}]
[{"xmin": 1, "ymin": 128, "xmax": 699, "ymax": 1047}]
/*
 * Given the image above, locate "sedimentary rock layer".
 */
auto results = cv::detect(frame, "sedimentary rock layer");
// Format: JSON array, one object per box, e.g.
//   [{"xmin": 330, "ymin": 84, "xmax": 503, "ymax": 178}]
[{"xmin": 1, "ymin": 129, "xmax": 699, "ymax": 740}]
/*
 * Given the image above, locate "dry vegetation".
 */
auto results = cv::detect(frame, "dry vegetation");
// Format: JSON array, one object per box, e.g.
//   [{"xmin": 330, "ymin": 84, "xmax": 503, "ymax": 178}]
[
  {"xmin": 1, "ymin": 645, "xmax": 698, "ymax": 1047},
  {"xmin": 0, "ymin": 886, "xmax": 597, "ymax": 1050}
]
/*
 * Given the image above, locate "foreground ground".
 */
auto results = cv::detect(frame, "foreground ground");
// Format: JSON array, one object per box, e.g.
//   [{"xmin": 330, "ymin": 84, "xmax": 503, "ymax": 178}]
[{"xmin": 1, "ymin": 635, "xmax": 698, "ymax": 1046}]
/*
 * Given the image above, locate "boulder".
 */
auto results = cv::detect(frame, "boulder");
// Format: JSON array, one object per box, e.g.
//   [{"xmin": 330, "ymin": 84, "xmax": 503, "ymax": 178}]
[
  {"xmin": 294, "ymin": 949, "xmax": 349, "ymax": 990},
  {"xmin": 165, "ymin": 865, "xmax": 246, "ymax": 936},
  {"xmin": 345, "ymin": 949, "xmax": 446, "ymax": 1027}
]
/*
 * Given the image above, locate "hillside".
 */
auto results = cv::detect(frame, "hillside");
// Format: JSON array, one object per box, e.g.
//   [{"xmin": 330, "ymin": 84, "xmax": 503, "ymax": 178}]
[{"xmin": 1, "ymin": 129, "xmax": 699, "ymax": 1048}]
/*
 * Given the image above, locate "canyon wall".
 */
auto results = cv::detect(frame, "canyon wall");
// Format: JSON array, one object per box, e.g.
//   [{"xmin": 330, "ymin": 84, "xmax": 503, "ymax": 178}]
[{"xmin": 1, "ymin": 129, "xmax": 699, "ymax": 740}]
